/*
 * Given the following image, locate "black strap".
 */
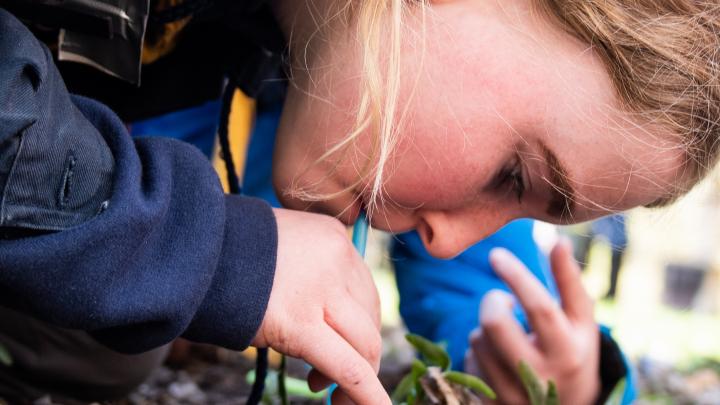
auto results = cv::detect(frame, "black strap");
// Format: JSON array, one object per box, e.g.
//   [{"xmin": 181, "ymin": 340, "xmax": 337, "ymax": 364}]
[
  {"xmin": 216, "ymin": 81, "xmax": 268, "ymax": 405},
  {"xmin": 247, "ymin": 347, "xmax": 270, "ymax": 405},
  {"xmin": 595, "ymin": 331, "xmax": 628, "ymax": 404},
  {"xmin": 217, "ymin": 82, "xmax": 242, "ymax": 195}
]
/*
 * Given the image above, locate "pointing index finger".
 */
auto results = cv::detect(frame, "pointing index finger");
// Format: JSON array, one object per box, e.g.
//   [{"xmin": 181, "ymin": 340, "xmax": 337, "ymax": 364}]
[
  {"xmin": 489, "ymin": 248, "xmax": 573, "ymax": 351},
  {"xmin": 304, "ymin": 326, "xmax": 390, "ymax": 405},
  {"xmin": 551, "ymin": 239, "xmax": 594, "ymax": 322}
]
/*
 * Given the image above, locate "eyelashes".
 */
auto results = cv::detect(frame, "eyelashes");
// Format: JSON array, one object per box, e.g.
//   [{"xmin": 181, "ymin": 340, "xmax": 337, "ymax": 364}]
[{"xmin": 497, "ymin": 159, "xmax": 526, "ymax": 203}]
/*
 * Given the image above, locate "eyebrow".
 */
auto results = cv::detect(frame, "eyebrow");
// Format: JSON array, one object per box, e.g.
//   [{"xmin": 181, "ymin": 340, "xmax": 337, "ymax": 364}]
[{"xmin": 537, "ymin": 141, "xmax": 576, "ymax": 220}]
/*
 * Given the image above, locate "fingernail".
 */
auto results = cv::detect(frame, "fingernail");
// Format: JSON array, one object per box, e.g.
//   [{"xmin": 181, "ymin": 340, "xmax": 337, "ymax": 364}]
[
  {"xmin": 558, "ymin": 235, "xmax": 573, "ymax": 252},
  {"xmin": 489, "ymin": 248, "xmax": 515, "ymax": 275},
  {"xmin": 480, "ymin": 289, "xmax": 514, "ymax": 322}
]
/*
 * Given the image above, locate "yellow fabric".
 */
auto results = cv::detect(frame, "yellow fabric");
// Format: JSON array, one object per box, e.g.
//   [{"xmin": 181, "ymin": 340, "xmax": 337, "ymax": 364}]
[
  {"xmin": 241, "ymin": 347, "xmax": 283, "ymax": 368},
  {"xmin": 212, "ymin": 90, "xmax": 256, "ymax": 192},
  {"xmin": 211, "ymin": 90, "xmax": 283, "ymax": 365},
  {"xmin": 141, "ymin": 0, "xmax": 191, "ymax": 65}
]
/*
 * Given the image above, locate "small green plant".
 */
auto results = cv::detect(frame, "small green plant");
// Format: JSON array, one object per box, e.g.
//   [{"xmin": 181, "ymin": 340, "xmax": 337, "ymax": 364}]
[
  {"xmin": 249, "ymin": 334, "xmax": 627, "ymax": 405},
  {"xmin": 518, "ymin": 361, "xmax": 558, "ymax": 405},
  {"xmin": 0, "ymin": 343, "xmax": 11, "ymax": 367},
  {"xmin": 245, "ymin": 368, "xmax": 326, "ymax": 404},
  {"xmin": 392, "ymin": 333, "xmax": 496, "ymax": 405},
  {"xmin": 518, "ymin": 361, "xmax": 626, "ymax": 405}
]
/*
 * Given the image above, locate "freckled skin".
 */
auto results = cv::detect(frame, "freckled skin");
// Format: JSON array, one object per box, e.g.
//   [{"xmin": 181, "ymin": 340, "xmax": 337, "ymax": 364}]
[{"xmin": 273, "ymin": 0, "xmax": 687, "ymax": 258}]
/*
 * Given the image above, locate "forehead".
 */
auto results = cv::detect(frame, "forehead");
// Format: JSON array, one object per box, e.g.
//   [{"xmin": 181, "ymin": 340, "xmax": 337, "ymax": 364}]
[
  {"xmin": 547, "ymin": 118, "xmax": 686, "ymax": 220},
  {"xmin": 427, "ymin": 0, "xmax": 688, "ymax": 218}
]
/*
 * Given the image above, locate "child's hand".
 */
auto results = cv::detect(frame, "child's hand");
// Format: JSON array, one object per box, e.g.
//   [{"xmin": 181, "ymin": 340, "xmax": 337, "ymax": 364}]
[
  {"xmin": 252, "ymin": 208, "xmax": 390, "ymax": 405},
  {"xmin": 464, "ymin": 241, "xmax": 600, "ymax": 404}
]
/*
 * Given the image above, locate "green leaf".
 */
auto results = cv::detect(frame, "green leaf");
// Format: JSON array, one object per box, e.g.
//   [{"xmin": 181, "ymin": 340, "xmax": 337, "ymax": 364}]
[
  {"xmin": 518, "ymin": 361, "xmax": 545, "ymax": 405},
  {"xmin": 406, "ymin": 389, "xmax": 417, "ymax": 405},
  {"xmin": 405, "ymin": 334, "xmax": 451, "ymax": 370},
  {"xmin": 0, "ymin": 344, "xmax": 12, "ymax": 367},
  {"xmin": 285, "ymin": 377, "xmax": 325, "ymax": 399},
  {"xmin": 410, "ymin": 359, "xmax": 426, "ymax": 403},
  {"xmin": 545, "ymin": 380, "xmax": 559, "ymax": 405},
  {"xmin": 444, "ymin": 371, "xmax": 496, "ymax": 400},
  {"xmin": 410, "ymin": 359, "xmax": 428, "ymax": 378},
  {"xmin": 392, "ymin": 374, "xmax": 415, "ymax": 403},
  {"xmin": 413, "ymin": 380, "xmax": 424, "ymax": 403},
  {"xmin": 604, "ymin": 378, "xmax": 626, "ymax": 405},
  {"xmin": 392, "ymin": 359, "xmax": 427, "ymax": 403}
]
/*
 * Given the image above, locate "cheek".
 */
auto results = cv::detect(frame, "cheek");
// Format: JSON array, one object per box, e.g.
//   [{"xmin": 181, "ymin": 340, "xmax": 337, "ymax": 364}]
[
  {"xmin": 381, "ymin": 136, "xmax": 491, "ymax": 210},
  {"xmin": 381, "ymin": 100, "xmax": 516, "ymax": 211}
]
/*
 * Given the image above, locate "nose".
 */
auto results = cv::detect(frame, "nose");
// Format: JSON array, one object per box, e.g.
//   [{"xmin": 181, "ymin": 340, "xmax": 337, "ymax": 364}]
[{"xmin": 415, "ymin": 210, "xmax": 509, "ymax": 259}]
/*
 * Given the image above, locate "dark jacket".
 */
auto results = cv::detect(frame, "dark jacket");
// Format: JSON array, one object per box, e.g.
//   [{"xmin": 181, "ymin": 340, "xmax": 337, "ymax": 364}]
[{"xmin": 0, "ymin": 8, "xmax": 277, "ymax": 354}]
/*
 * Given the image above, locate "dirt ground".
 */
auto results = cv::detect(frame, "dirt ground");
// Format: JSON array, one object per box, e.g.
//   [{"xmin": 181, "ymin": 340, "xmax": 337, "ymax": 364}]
[
  {"xmin": 4, "ymin": 327, "xmax": 412, "ymax": 405},
  {"xmin": 115, "ymin": 352, "xmax": 720, "ymax": 405},
  {"xmin": 11, "ymin": 325, "xmax": 719, "ymax": 405}
]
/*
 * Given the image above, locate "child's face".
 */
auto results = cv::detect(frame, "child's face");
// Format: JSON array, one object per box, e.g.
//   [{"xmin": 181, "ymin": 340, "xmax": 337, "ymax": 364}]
[{"xmin": 274, "ymin": 0, "xmax": 687, "ymax": 258}]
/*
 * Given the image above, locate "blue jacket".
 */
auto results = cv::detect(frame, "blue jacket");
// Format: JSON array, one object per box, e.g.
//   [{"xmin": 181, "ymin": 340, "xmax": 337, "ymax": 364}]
[
  {"xmin": 0, "ymin": 9, "xmax": 277, "ymax": 354},
  {"xmin": 394, "ymin": 221, "xmax": 555, "ymax": 368},
  {"xmin": 394, "ymin": 227, "xmax": 637, "ymax": 404}
]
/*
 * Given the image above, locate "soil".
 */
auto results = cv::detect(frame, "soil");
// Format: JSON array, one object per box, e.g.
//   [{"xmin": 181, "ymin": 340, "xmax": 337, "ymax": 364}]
[
  {"xmin": 9, "ymin": 327, "xmax": 720, "ymax": 405},
  {"xmin": 14, "ymin": 327, "xmax": 415, "ymax": 405}
]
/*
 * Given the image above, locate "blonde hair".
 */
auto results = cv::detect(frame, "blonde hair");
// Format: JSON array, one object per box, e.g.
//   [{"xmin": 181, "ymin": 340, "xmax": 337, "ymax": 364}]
[
  {"xmin": 287, "ymin": 0, "xmax": 421, "ymax": 217},
  {"xmin": 293, "ymin": 0, "xmax": 720, "ymax": 212},
  {"xmin": 534, "ymin": 0, "xmax": 720, "ymax": 205}
]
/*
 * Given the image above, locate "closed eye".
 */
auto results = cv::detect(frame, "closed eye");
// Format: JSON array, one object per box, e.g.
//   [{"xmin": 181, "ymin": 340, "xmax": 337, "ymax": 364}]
[{"xmin": 496, "ymin": 158, "xmax": 526, "ymax": 203}]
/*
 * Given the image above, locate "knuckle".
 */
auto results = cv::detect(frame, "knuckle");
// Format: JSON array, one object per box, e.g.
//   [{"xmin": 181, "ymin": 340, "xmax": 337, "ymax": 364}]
[
  {"xmin": 323, "ymin": 231, "xmax": 346, "ymax": 251},
  {"xmin": 372, "ymin": 312, "xmax": 382, "ymax": 330},
  {"xmin": 261, "ymin": 321, "xmax": 293, "ymax": 354},
  {"xmin": 339, "ymin": 360, "xmax": 366, "ymax": 387},
  {"xmin": 369, "ymin": 290, "xmax": 381, "ymax": 317},
  {"xmin": 564, "ymin": 352, "xmax": 584, "ymax": 372},
  {"xmin": 367, "ymin": 333, "xmax": 382, "ymax": 364},
  {"xmin": 322, "ymin": 307, "xmax": 337, "ymax": 328},
  {"xmin": 535, "ymin": 363, "xmax": 549, "ymax": 378},
  {"xmin": 324, "ymin": 231, "xmax": 355, "ymax": 261},
  {"xmin": 323, "ymin": 216, "xmax": 348, "ymax": 237},
  {"xmin": 529, "ymin": 301, "xmax": 559, "ymax": 322}
]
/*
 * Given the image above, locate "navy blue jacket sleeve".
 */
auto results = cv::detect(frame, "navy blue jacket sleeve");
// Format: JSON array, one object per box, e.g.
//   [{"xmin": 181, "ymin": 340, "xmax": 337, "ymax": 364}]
[{"xmin": 0, "ymin": 9, "xmax": 277, "ymax": 354}]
